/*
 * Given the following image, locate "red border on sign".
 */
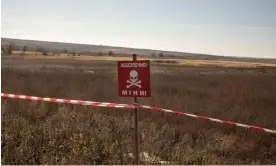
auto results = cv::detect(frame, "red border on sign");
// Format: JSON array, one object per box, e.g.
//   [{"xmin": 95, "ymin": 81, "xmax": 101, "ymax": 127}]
[{"xmin": 118, "ymin": 60, "xmax": 151, "ymax": 97}]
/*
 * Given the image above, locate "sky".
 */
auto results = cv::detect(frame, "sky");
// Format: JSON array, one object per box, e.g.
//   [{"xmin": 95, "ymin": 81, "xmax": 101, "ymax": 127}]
[{"xmin": 1, "ymin": 0, "xmax": 276, "ymax": 58}]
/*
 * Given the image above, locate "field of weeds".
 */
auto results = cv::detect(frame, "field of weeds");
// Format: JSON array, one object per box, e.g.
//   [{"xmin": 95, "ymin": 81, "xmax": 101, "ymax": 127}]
[
  {"xmin": 14, "ymin": 54, "xmax": 276, "ymax": 67},
  {"xmin": 1, "ymin": 57, "xmax": 276, "ymax": 164}
]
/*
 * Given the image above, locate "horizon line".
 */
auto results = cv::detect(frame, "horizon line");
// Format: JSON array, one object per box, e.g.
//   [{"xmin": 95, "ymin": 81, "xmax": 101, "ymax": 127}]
[{"xmin": 2, "ymin": 36, "xmax": 276, "ymax": 60}]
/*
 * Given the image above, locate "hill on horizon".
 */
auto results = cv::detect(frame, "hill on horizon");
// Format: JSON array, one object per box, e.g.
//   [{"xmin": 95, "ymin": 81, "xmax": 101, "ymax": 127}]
[{"xmin": 1, "ymin": 37, "xmax": 274, "ymax": 61}]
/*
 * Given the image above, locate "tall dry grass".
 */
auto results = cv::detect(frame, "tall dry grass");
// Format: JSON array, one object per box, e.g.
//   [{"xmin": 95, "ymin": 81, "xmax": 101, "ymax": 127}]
[{"xmin": 1, "ymin": 66, "xmax": 276, "ymax": 164}]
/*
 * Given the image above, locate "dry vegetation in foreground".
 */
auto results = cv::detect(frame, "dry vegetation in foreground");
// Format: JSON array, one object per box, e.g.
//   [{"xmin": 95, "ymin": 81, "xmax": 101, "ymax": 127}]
[{"xmin": 1, "ymin": 62, "xmax": 276, "ymax": 164}]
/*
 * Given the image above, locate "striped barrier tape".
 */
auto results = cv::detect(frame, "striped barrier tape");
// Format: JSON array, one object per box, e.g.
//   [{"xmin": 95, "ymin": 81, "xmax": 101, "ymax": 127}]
[
  {"xmin": 1, "ymin": 93, "xmax": 134, "ymax": 108},
  {"xmin": 1, "ymin": 93, "xmax": 276, "ymax": 134}
]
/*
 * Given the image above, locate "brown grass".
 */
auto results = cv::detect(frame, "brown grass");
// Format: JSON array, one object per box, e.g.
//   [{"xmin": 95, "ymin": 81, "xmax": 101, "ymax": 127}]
[
  {"xmin": 1, "ymin": 58, "xmax": 276, "ymax": 164},
  {"xmin": 21, "ymin": 54, "xmax": 276, "ymax": 68}
]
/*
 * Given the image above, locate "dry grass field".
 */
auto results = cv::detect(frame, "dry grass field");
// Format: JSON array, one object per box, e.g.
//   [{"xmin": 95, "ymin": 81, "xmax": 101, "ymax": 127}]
[
  {"xmin": 1, "ymin": 56, "xmax": 276, "ymax": 164},
  {"xmin": 23, "ymin": 54, "xmax": 276, "ymax": 68}
]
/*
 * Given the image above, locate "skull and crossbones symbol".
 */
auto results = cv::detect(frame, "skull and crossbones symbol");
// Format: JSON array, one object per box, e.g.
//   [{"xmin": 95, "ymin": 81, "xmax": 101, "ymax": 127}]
[{"xmin": 127, "ymin": 70, "xmax": 141, "ymax": 88}]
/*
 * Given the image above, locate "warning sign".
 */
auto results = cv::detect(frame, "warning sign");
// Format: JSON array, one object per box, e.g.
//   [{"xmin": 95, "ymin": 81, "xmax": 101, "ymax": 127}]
[{"xmin": 118, "ymin": 60, "xmax": 151, "ymax": 97}]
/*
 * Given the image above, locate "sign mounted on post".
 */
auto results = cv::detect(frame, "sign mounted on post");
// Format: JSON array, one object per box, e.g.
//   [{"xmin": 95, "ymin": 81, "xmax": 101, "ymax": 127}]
[
  {"xmin": 118, "ymin": 55, "xmax": 150, "ymax": 164},
  {"xmin": 118, "ymin": 60, "xmax": 151, "ymax": 97}
]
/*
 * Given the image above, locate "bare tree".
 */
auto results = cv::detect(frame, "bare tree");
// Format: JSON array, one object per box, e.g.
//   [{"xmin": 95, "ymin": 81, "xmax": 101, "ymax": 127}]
[
  {"xmin": 36, "ymin": 48, "xmax": 48, "ymax": 56},
  {"xmin": 98, "ymin": 51, "xmax": 103, "ymax": 56},
  {"xmin": 108, "ymin": 50, "xmax": 114, "ymax": 56},
  {"xmin": 159, "ymin": 52, "xmax": 163, "ymax": 57},
  {"xmin": 1, "ymin": 45, "xmax": 6, "ymax": 55},
  {"xmin": 22, "ymin": 46, "xmax": 28, "ymax": 55},
  {"xmin": 42, "ymin": 49, "xmax": 48, "ymax": 56},
  {"xmin": 7, "ymin": 43, "xmax": 15, "ymax": 55}
]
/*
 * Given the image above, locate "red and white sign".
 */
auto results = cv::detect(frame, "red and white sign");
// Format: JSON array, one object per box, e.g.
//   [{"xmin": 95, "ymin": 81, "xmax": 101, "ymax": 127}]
[{"xmin": 118, "ymin": 60, "xmax": 150, "ymax": 97}]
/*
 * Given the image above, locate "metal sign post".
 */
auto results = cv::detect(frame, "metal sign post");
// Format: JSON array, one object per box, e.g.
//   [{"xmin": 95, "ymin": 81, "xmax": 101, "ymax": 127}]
[
  {"xmin": 117, "ymin": 54, "xmax": 151, "ymax": 164},
  {"xmin": 133, "ymin": 54, "xmax": 139, "ymax": 165}
]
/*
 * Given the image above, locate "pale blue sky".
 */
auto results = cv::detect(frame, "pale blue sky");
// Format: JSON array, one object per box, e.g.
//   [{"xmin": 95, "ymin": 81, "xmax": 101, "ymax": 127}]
[{"xmin": 2, "ymin": 0, "xmax": 276, "ymax": 58}]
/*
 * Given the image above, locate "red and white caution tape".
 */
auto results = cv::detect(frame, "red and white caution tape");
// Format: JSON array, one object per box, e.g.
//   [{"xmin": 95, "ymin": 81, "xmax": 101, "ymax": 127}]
[
  {"xmin": 2, "ymin": 93, "xmax": 276, "ymax": 134},
  {"xmin": 139, "ymin": 105, "xmax": 276, "ymax": 134},
  {"xmin": 1, "ymin": 93, "xmax": 134, "ymax": 108}
]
